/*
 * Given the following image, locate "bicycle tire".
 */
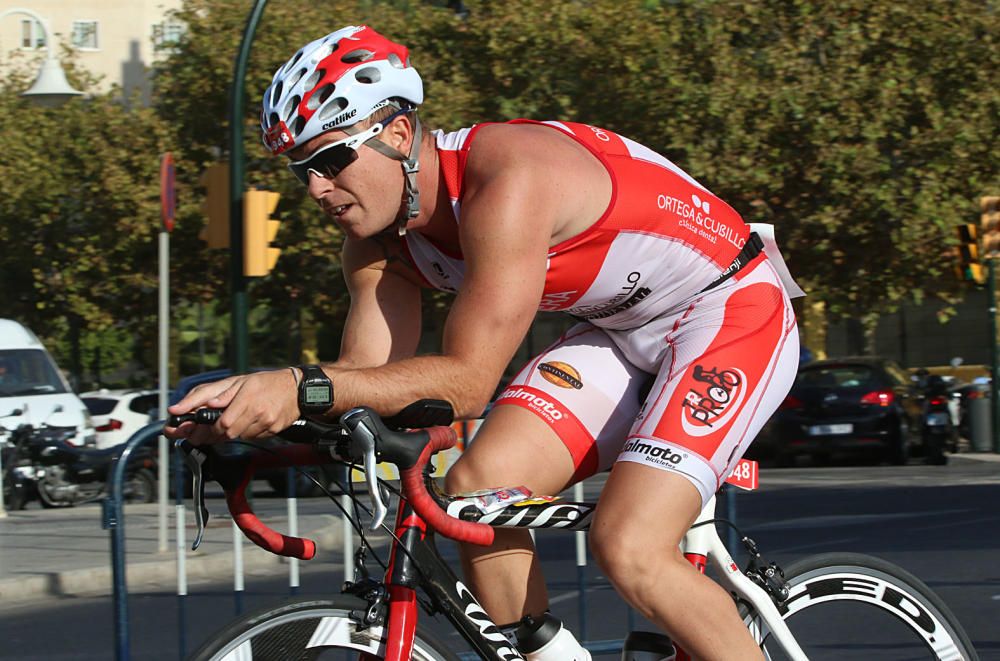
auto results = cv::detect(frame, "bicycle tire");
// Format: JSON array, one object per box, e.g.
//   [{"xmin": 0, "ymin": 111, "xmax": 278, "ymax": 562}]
[
  {"xmin": 188, "ymin": 596, "xmax": 460, "ymax": 661},
  {"xmin": 740, "ymin": 552, "xmax": 979, "ymax": 660}
]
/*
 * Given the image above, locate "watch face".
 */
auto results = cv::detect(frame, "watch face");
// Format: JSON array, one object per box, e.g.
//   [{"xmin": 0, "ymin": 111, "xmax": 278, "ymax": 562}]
[{"xmin": 304, "ymin": 384, "xmax": 332, "ymax": 405}]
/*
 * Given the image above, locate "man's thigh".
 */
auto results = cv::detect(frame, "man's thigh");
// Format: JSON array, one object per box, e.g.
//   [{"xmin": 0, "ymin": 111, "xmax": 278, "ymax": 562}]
[
  {"xmin": 619, "ymin": 266, "xmax": 799, "ymax": 504},
  {"xmin": 449, "ymin": 405, "xmax": 578, "ymax": 497},
  {"xmin": 454, "ymin": 323, "xmax": 649, "ymax": 494}
]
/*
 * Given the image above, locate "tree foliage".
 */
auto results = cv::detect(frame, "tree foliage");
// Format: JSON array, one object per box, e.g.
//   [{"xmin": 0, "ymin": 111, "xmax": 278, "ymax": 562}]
[{"xmin": 0, "ymin": 61, "xmax": 170, "ymax": 382}]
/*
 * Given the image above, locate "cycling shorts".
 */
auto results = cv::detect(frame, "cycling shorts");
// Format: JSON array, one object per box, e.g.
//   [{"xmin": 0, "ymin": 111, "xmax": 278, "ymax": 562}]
[{"xmin": 494, "ymin": 256, "xmax": 799, "ymax": 505}]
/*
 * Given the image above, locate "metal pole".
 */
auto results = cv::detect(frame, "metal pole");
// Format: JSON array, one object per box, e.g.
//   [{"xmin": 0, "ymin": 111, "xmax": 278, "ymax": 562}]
[
  {"xmin": 174, "ymin": 448, "xmax": 188, "ymax": 660},
  {"xmin": 573, "ymin": 482, "xmax": 587, "ymax": 641},
  {"xmin": 175, "ymin": 502, "xmax": 187, "ymax": 659},
  {"xmin": 287, "ymin": 467, "xmax": 300, "ymax": 596},
  {"xmin": 990, "ymin": 259, "xmax": 999, "ymax": 453},
  {"xmin": 233, "ymin": 519, "xmax": 245, "ymax": 614},
  {"xmin": 158, "ymin": 231, "xmax": 169, "ymax": 552},
  {"xmin": 0, "ymin": 428, "xmax": 7, "ymax": 518},
  {"xmin": 342, "ymin": 464, "xmax": 354, "ymax": 583},
  {"xmin": 229, "ymin": 0, "xmax": 268, "ymax": 375}
]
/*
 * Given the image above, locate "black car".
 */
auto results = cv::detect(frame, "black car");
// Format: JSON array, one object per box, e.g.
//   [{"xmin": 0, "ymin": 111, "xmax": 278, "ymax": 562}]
[{"xmin": 752, "ymin": 357, "xmax": 923, "ymax": 466}]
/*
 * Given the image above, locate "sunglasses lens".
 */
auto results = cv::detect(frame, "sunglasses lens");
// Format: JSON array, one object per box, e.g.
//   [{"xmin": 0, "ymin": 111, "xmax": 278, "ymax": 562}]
[{"xmin": 290, "ymin": 143, "xmax": 359, "ymax": 185}]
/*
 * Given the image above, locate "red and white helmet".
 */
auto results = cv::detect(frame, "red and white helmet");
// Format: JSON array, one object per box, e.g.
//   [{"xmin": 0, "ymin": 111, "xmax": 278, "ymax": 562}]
[{"xmin": 261, "ymin": 25, "xmax": 423, "ymax": 156}]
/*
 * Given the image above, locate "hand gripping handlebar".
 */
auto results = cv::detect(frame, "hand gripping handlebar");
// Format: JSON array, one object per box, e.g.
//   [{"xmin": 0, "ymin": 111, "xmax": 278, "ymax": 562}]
[
  {"xmin": 168, "ymin": 405, "xmax": 495, "ymax": 561},
  {"xmin": 170, "ymin": 410, "xmax": 338, "ymax": 560}
]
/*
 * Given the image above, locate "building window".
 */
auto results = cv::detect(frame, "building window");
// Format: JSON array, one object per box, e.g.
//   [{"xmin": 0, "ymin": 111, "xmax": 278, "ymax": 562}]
[
  {"xmin": 71, "ymin": 20, "xmax": 99, "ymax": 50},
  {"xmin": 152, "ymin": 21, "xmax": 184, "ymax": 52},
  {"xmin": 20, "ymin": 19, "xmax": 45, "ymax": 49}
]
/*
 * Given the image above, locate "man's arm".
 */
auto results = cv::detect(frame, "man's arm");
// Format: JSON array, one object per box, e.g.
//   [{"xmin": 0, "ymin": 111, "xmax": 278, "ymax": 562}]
[
  {"xmin": 330, "ymin": 129, "xmax": 568, "ymax": 418},
  {"xmin": 336, "ymin": 233, "xmax": 423, "ymax": 369},
  {"xmin": 167, "ymin": 124, "xmax": 589, "ymax": 438}
]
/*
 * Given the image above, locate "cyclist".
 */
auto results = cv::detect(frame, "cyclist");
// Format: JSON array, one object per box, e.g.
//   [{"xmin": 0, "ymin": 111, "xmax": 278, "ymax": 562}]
[{"xmin": 167, "ymin": 25, "xmax": 802, "ymax": 661}]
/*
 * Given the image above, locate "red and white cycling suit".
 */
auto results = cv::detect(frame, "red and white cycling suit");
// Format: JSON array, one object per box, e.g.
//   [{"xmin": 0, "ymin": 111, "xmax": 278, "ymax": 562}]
[{"xmin": 404, "ymin": 120, "xmax": 801, "ymax": 504}]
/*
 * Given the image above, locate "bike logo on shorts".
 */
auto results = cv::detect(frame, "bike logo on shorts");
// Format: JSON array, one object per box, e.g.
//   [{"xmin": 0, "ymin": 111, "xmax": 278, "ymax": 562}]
[
  {"xmin": 538, "ymin": 361, "xmax": 583, "ymax": 389},
  {"xmin": 680, "ymin": 365, "xmax": 747, "ymax": 436}
]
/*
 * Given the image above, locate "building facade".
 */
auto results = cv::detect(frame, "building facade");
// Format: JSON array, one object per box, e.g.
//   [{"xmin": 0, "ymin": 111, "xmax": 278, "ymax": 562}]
[{"xmin": 0, "ymin": 0, "xmax": 183, "ymax": 102}]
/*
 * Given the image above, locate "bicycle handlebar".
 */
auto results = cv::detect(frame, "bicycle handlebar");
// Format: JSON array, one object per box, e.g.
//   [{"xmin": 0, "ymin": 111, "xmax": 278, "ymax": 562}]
[{"xmin": 167, "ymin": 403, "xmax": 495, "ymax": 561}]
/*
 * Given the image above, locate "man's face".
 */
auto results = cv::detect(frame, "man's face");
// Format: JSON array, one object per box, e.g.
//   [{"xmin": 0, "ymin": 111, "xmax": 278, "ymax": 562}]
[{"xmin": 286, "ymin": 120, "xmax": 409, "ymax": 240}]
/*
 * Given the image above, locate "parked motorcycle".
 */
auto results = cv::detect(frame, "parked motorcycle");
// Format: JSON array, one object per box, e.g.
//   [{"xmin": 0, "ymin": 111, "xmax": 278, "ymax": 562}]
[
  {"xmin": 916, "ymin": 373, "xmax": 955, "ymax": 466},
  {"xmin": 1, "ymin": 410, "xmax": 156, "ymax": 509}
]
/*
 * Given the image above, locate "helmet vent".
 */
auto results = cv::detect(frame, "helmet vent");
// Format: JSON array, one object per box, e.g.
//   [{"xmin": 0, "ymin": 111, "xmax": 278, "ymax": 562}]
[
  {"xmin": 282, "ymin": 95, "xmax": 301, "ymax": 121},
  {"xmin": 387, "ymin": 53, "xmax": 404, "ymax": 69},
  {"xmin": 292, "ymin": 115, "xmax": 306, "ymax": 137},
  {"xmin": 284, "ymin": 49, "xmax": 304, "ymax": 74},
  {"xmin": 268, "ymin": 112, "xmax": 280, "ymax": 127},
  {"xmin": 306, "ymin": 83, "xmax": 335, "ymax": 111},
  {"xmin": 318, "ymin": 97, "xmax": 349, "ymax": 121},
  {"xmin": 341, "ymin": 49, "xmax": 374, "ymax": 64},
  {"xmin": 270, "ymin": 81, "xmax": 284, "ymax": 107},
  {"xmin": 302, "ymin": 68, "xmax": 325, "ymax": 93},
  {"xmin": 313, "ymin": 41, "xmax": 336, "ymax": 63},
  {"xmin": 354, "ymin": 67, "xmax": 381, "ymax": 84},
  {"xmin": 288, "ymin": 67, "xmax": 308, "ymax": 90}
]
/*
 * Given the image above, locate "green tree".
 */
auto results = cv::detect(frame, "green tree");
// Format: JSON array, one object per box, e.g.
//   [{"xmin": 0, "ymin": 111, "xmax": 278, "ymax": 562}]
[{"xmin": 0, "ymin": 63, "xmax": 171, "ymax": 385}]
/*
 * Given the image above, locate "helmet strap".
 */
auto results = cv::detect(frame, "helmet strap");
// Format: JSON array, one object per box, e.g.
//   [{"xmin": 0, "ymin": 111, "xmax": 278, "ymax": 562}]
[{"xmin": 360, "ymin": 111, "xmax": 421, "ymax": 236}]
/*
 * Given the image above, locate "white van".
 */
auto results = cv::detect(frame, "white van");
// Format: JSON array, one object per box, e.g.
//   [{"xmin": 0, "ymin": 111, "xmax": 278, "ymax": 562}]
[{"xmin": 0, "ymin": 318, "xmax": 97, "ymax": 446}]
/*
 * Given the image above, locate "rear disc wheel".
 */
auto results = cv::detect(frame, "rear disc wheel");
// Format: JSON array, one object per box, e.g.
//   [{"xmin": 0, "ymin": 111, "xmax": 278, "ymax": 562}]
[{"xmin": 741, "ymin": 552, "xmax": 978, "ymax": 660}]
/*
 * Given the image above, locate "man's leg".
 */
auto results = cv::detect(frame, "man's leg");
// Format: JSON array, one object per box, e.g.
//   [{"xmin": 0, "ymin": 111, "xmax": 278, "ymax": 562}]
[
  {"xmin": 590, "ymin": 463, "xmax": 764, "ymax": 661},
  {"xmin": 444, "ymin": 405, "xmax": 577, "ymax": 623}
]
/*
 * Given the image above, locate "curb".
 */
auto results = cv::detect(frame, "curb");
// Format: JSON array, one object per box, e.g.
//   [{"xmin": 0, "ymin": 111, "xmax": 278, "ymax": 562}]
[{"xmin": 0, "ymin": 517, "xmax": 343, "ymax": 602}]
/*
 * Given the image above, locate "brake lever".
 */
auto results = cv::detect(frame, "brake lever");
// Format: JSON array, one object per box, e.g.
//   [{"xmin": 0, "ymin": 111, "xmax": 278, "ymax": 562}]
[
  {"xmin": 341, "ymin": 408, "xmax": 389, "ymax": 531},
  {"xmin": 175, "ymin": 439, "xmax": 210, "ymax": 550}
]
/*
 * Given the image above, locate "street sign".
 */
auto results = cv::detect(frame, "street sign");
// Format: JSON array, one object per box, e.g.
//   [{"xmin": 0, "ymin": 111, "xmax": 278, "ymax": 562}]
[{"xmin": 160, "ymin": 152, "xmax": 176, "ymax": 232}]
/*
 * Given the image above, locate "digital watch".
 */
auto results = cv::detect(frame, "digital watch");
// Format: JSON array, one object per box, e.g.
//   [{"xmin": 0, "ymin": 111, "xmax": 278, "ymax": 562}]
[{"xmin": 297, "ymin": 364, "xmax": 334, "ymax": 415}]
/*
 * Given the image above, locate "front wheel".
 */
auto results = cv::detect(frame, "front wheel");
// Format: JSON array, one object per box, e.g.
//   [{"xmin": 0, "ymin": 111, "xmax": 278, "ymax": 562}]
[
  {"xmin": 189, "ymin": 597, "xmax": 459, "ymax": 661},
  {"xmin": 741, "ymin": 552, "xmax": 978, "ymax": 660}
]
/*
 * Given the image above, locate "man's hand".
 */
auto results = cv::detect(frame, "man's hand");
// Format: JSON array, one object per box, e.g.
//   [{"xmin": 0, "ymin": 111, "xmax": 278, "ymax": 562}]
[{"xmin": 164, "ymin": 369, "xmax": 300, "ymax": 445}]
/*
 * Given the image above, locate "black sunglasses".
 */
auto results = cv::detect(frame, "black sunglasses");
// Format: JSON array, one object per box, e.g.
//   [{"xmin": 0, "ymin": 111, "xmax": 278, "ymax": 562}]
[
  {"xmin": 286, "ymin": 107, "xmax": 411, "ymax": 186},
  {"xmin": 287, "ymin": 138, "xmax": 363, "ymax": 186}
]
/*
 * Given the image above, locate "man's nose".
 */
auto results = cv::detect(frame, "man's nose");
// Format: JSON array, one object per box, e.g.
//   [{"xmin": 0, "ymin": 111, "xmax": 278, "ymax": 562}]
[{"xmin": 306, "ymin": 171, "xmax": 335, "ymax": 198}]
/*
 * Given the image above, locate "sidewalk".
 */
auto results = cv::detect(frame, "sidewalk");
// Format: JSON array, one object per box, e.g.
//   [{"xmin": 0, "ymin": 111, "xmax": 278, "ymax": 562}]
[{"xmin": 0, "ymin": 497, "xmax": 345, "ymax": 603}]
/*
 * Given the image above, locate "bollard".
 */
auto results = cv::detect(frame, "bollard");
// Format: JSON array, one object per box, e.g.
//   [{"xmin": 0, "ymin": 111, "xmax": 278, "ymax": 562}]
[
  {"xmin": 173, "ymin": 447, "xmax": 188, "ymax": 660},
  {"xmin": 287, "ymin": 466, "xmax": 300, "ymax": 596}
]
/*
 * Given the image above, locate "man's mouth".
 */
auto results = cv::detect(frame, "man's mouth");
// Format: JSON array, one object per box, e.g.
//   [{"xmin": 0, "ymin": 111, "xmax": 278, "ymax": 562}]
[{"xmin": 329, "ymin": 204, "xmax": 351, "ymax": 218}]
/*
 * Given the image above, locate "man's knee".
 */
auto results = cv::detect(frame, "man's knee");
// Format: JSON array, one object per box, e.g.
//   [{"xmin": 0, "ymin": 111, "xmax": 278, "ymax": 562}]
[
  {"xmin": 589, "ymin": 523, "xmax": 647, "ymax": 585},
  {"xmin": 444, "ymin": 455, "xmax": 488, "ymax": 494}
]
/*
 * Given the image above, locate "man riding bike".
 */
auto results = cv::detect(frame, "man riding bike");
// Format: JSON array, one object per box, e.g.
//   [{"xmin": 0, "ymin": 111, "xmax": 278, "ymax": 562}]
[{"xmin": 167, "ymin": 25, "xmax": 802, "ymax": 661}]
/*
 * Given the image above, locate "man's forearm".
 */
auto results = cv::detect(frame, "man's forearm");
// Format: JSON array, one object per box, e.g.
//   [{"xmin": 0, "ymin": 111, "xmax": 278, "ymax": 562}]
[{"xmin": 319, "ymin": 355, "xmax": 493, "ymax": 419}]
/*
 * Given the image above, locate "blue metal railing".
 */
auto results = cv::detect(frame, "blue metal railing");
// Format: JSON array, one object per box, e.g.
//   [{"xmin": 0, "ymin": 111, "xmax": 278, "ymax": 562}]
[{"xmin": 101, "ymin": 421, "xmax": 164, "ymax": 661}]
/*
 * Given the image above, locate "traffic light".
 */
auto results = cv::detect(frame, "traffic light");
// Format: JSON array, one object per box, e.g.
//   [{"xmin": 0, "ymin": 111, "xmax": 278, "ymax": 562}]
[
  {"xmin": 199, "ymin": 163, "xmax": 229, "ymax": 249},
  {"xmin": 243, "ymin": 189, "xmax": 281, "ymax": 277},
  {"xmin": 981, "ymin": 195, "xmax": 1000, "ymax": 260},
  {"xmin": 955, "ymin": 223, "xmax": 984, "ymax": 285}
]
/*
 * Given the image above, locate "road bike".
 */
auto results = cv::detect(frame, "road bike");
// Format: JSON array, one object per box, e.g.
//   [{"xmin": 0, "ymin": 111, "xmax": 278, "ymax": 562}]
[{"xmin": 170, "ymin": 401, "xmax": 979, "ymax": 660}]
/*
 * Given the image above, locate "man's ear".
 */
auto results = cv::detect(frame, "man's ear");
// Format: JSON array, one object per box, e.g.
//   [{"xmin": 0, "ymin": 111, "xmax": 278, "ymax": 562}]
[{"xmin": 384, "ymin": 114, "xmax": 413, "ymax": 152}]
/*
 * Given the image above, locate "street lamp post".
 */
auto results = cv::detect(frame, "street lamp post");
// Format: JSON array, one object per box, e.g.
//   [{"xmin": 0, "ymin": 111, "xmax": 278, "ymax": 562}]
[{"xmin": 0, "ymin": 8, "xmax": 84, "ymax": 104}]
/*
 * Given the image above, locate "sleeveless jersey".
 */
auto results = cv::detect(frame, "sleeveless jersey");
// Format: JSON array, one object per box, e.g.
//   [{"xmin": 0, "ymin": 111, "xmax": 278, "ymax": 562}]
[{"xmin": 403, "ymin": 120, "xmax": 751, "ymax": 330}]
